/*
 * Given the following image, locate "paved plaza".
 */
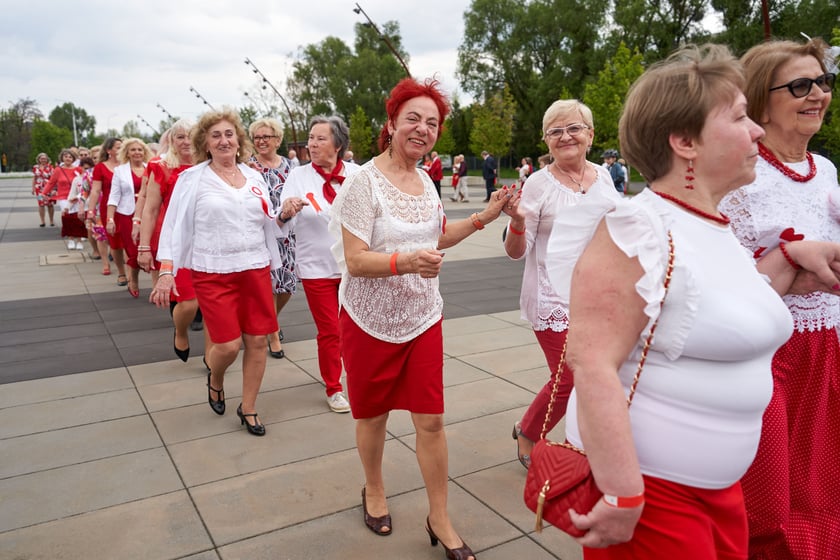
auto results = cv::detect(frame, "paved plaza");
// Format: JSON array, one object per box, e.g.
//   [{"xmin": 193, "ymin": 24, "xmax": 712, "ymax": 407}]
[{"xmin": 0, "ymin": 175, "xmax": 582, "ymax": 559}]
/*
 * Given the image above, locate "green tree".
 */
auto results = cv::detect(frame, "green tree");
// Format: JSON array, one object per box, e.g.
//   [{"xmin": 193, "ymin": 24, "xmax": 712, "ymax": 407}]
[
  {"xmin": 288, "ymin": 22, "xmax": 408, "ymax": 132},
  {"xmin": 30, "ymin": 120, "xmax": 73, "ymax": 163},
  {"xmin": 434, "ymin": 120, "xmax": 456, "ymax": 155},
  {"xmin": 458, "ymin": 0, "xmax": 609, "ymax": 157},
  {"xmin": 0, "ymin": 98, "xmax": 42, "ymax": 170},
  {"xmin": 815, "ymin": 29, "xmax": 840, "ymax": 158},
  {"xmin": 48, "ymin": 102, "xmax": 97, "ymax": 146},
  {"xmin": 469, "ymin": 85, "xmax": 517, "ymax": 166},
  {"xmin": 609, "ymin": 0, "xmax": 709, "ymax": 64},
  {"xmin": 349, "ymin": 105, "xmax": 374, "ymax": 161},
  {"xmin": 582, "ymin": 43, "xmax": 645, "ymax": 156}
]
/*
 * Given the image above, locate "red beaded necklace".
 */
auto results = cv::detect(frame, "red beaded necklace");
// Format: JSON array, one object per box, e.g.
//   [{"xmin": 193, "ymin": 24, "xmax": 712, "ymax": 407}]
[
  {"xmin": 758, "ymin": 142, "xmax": 816, "ymax": 182},
  {"xmin": 654, "ymin": 191, "xmax": 730, "ymax": 226}
]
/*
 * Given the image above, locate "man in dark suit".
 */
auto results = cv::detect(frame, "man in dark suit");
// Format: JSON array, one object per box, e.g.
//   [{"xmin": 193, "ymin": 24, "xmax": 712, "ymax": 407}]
[
  {"xmin": 428, "ymin": 151, "xmax": 443, "ymax": 198},
  {"xmin": 481, "ymin": 150, "xmax": 496, "ymax": 202}
]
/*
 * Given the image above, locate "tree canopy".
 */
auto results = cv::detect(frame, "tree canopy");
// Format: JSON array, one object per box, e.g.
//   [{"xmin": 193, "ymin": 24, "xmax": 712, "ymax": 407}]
[{"xmin": 288, "ymin": 22, "xmax": 409, "ymax": 134}]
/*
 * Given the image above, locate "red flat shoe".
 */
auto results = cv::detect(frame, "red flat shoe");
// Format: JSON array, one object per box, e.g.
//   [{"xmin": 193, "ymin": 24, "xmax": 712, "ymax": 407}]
[
  {"xmin": 102, "ymin": 267, "xmax": 111, "ymax": 276},
  {"xmin": 128, "ymin": 285, "xmax": 139, "ymax": 298}
]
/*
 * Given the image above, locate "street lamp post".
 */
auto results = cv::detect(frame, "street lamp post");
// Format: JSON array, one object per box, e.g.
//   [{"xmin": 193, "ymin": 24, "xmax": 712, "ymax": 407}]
[
  {"xmin": 243, "ymin": 57, "xmax": 299, "ymax": 147},
  {"xmin": 137, "ymin": 114, "xmax": 160, "ymax": 135},
  {"xmin": 156, "ymin": 103, "xmax": 175, "ymax": 122},
  {"xmin": 189, "ymin": 86, "xmax": 216, "ymax": 111},
  {"xmin": 352, "ymin": 3, "xmax": 411, "ymax": 78}
]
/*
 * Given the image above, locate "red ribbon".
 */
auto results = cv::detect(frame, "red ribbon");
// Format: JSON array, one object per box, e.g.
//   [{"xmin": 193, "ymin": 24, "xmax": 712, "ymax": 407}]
[{"xmin": 311, "ymin": 161, "xmax": 345, "ymax": 204}]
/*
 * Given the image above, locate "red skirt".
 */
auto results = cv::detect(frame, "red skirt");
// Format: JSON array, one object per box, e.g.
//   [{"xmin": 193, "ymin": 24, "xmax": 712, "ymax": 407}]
[
  {"xmin": 60, "ymin": 211, "xmax": 88, "ymax": 238},
  {"xmin": 741, "ymin": 327, "xmax": 840, "ymax": 559},
  {"xmin": 192, "ymin": 267, "xmax": 275, "ymax": 344},
  {"xmin": 340, "ymin": 310, "xmax": 443, "ymax": 419}
]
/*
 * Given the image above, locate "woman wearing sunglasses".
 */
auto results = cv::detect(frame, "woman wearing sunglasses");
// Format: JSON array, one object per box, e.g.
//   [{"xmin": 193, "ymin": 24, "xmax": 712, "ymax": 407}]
[{"xmin": 719, "ymin": 38, "xmax": 840, "ymax": 559}]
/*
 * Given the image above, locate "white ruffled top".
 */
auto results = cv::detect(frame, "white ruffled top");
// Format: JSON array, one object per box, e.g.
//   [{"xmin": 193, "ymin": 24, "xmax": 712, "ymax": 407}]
[
  {"xmin": 720, "ymin": 154, "xmax": 840, "ymax": 332},
  {"xmin": 510, "ymin": 164, "xmax": 621, "ymax": 332},
  {"xmin": 552, "ymin": 189, "xmax": 793, "ymax": 488}
]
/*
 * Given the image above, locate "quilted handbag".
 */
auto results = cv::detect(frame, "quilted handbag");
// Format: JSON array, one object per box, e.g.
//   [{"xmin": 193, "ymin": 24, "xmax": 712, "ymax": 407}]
[{"xmin": 524, "ymin": 232, "xmax": 674, "ymax": 536}]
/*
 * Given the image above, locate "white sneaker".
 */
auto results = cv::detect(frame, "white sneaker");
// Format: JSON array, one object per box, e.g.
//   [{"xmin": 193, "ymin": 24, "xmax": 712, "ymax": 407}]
[
  {"xmin": 327, "ymin": 392, "xmax": 351, "ymax": 413},
  {"xmin": 74, "ymin": 239, "xmax": 84, "ymax": 250}
]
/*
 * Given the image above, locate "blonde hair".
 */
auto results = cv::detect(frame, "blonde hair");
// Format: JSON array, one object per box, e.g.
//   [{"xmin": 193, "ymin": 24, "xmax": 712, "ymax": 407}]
[
  {"xmin": 248, "ymin": 117, "xmax": 284, "ymax": 142},
  {"xmin": 191, "ymin": 107, "xmax": 251, "ymax": 164},
  {"xmin": 117, "ymin": 138, "xmax": 152, "ymax": 165},
  {"xmin": 542, "ymin": 99, "xmax": 594, "ymax": 135}
]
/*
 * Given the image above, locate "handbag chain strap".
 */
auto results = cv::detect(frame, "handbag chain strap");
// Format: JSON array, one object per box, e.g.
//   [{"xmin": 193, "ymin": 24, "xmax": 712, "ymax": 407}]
[{"xmin": 539, "ymin": 231, "xmax": 675, "ymax": 445}]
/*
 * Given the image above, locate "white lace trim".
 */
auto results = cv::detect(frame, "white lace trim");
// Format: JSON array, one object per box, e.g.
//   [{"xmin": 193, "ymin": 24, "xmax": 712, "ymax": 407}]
[{"xmin": 720, "ymin": 156, "xmax": 840, "ymax": 332}]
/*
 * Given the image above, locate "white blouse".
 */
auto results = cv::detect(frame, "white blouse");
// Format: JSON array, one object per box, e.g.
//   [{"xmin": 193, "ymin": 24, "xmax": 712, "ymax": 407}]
[
  {"xmin": 330, "ymin": 161, "xmax": 443, "ymax": 343},
  {"xmin": 158, "ymin": 161, "xmax": 280, "ymax": 275},
  {"xmin": 108, "ymin": 162, "xmax": 144, "ymax": 216},
  {"xmin": 190, "ymin": 172, "xmax": 270, "ymax": 273},
  {"xmin": 279, "ymin": 161, "xmax": 360, "ymax": 279},
  {"xmin": 720, "ymin": 155, "xmax": 840, "ymax": 332},
  {"xmin": 510, "ymin": 164, "xmax": 621, "ymax": 331},
  {"xmin": 554, "ymin": 189, "xmax": 793, "ymax": 488}
]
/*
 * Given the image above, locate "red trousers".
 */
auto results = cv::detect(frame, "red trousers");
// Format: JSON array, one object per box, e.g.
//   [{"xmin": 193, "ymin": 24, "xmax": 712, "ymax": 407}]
[
  {"xmin": 301, "ymin": 278, "xmax": 343, "ymax": 396},
  {"xmin": 519, "ymin": 329, "xmax": 573, "ymax": 441}
]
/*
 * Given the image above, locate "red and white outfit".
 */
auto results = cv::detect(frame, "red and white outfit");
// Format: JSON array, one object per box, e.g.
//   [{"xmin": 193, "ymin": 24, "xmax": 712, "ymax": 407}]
[
  {"xmin": 44, "ymin": 165, "xmax": 87, "ymax": 239},
  {"xmin": 92, "ymin": 162, "xmax": 122, "ymax": 249},
  {"xmin": 330, "ymin": 161, "xmax": 445, "ymax": 418},
  {"xmin": 278, "ymin": 160, "xmax": 360, "ymax": 397},
  {"xmin": 33, "ymin": 164, "xmax": 54, "ymax": 207},
  {"xmin": 550, "ymin": 189, "xmax": 793, "ymax": 558},
  {"xmin": 510, "ymin": 165, "xmax": 621, "ymax": 444},
  {"xmin": 158, "ymin": 161, "xmax": 281, "ymax": 343},
  {"xmin": 720, "ymin": 153, "xmax": 840, "ymax": 559},
  {"xmin": 108, "ymin": 162, "xmax": 145, "ymax": 269}
]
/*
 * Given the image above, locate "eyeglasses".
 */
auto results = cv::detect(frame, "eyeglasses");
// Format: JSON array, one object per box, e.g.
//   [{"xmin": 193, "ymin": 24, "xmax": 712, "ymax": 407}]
[
  {"xmin": 252, "ymin": 135, "xmax": 278, "ymax": 143},
  {"xmin": 544, "ymin": 123, "xmax": 590, "ymax": 139},
  {"xmin": 769, "ymin": 72, "xmax": 836, "ymax": 98}
]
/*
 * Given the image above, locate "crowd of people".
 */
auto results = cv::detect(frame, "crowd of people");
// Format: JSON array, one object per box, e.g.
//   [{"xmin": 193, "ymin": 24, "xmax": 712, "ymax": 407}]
[{"xmin": 26, "ymin": 35, "xmax": 839, "ymax": 559}]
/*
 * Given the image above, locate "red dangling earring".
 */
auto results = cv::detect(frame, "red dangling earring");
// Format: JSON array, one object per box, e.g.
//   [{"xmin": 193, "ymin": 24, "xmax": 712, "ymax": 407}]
[{"xmin": 684, "ymin": 160, "xmax": 695, "ymax": 190}]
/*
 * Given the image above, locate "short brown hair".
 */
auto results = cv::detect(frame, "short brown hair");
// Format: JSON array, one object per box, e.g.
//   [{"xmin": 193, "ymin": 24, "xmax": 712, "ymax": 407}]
[
  {"xmin": 192, "ymin": 107, "xmax": 251, "ymax": 165},
  {"xmin": 741, "ymin": 38, "xmax": 829, "ymax": 125},
  {"xmin": 619, "ymin": 43, "xmax": 744, "ymax": 182}
]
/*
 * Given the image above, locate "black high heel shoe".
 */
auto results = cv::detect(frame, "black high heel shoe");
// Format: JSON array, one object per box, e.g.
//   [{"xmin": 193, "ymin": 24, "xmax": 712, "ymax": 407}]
[
  {"xmin": 207, "ymin": 372, "xmax": 225, "ymax": 415},
  {"xmin": 425, "ymin": 516, "xmax": 475, "ymax": 560},
  {"xmin": 267, "ymin": 336, "xmax": 285, "ymax": 359},
  {"xmin": 237, "ymin": 404, "xmax": 266, "ymax": 436},
  {"xmin": 174, "ymin": 328, "xmax": 189, "ymax": 362}
]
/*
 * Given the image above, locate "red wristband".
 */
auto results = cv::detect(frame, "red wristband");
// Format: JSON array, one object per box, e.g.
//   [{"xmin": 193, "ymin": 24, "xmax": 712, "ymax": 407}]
[
  {"xmin": 508, "ymin": 223, "xmax": 525, "ymax": 236},
  {"xmin": 602, "ymin": 492, "xmax": 645, "ymax": 508},
  {"xmin": 470, "ymin": 213, "xmax": 484, "ymax": 230},
  {"xmin": 779, "ymin": 242, "xmax": 802, "ymax": 270},
  {"xmin": 389, "ymin": 252, "xmax": 399, "ymax": 275}
]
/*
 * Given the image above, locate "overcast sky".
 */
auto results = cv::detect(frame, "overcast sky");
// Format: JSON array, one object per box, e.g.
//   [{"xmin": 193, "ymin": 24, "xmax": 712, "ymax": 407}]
[{"xmin": 1, "ymin": 0, "xmax": 472, "ymax": 140}]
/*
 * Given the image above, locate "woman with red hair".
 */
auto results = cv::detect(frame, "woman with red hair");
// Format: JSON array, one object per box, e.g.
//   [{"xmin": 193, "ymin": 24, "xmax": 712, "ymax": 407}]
[{"xmin": 330, "ymin": 78, "xmax": 511, "ymax": 559}]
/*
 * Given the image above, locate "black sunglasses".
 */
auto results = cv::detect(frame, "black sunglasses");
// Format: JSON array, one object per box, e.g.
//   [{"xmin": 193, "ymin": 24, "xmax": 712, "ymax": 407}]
[{"xmin": 769, "ymin": 72, "xmax": 836, "ymax": 98}]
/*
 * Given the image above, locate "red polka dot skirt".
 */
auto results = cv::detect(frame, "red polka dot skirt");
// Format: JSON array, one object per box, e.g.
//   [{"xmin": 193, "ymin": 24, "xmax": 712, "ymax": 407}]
[{"xmin": 741, "ymin": 327, "xmax": 840, "ymax": 559}]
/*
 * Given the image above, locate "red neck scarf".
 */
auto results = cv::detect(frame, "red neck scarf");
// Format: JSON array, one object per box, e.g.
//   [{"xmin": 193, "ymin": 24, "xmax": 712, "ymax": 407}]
[{"xmin": 311, "ymin": 161, "xmax": 345, "ymax": 203}]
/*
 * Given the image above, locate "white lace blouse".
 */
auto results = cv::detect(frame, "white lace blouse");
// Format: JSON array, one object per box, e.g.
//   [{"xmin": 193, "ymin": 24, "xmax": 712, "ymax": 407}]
[
  {"xmin": 720, "ymin": 155, "xmax": 840, "ymax": 332},
  {"xmin": 330, "ymin": 161, "xmax": 444, "ymax": 343},
  {"xmin": 511, "ymin": 164, "xmax": 621, "ymax": 332}
]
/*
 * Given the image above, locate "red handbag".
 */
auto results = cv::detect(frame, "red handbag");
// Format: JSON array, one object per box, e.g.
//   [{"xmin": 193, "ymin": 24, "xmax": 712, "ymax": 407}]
[{"xmin": 524, "ymin": 232, "xmax": 674, "ymax": 536}]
